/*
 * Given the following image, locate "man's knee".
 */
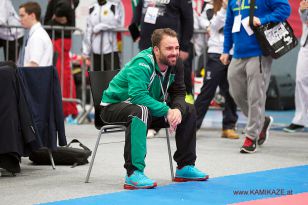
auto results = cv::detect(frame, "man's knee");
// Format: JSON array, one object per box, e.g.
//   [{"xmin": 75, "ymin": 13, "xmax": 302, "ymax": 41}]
[
  {"xmin": 227, "ymin": 73, "xmax": 235, "ymax": 86},
  {"xmin": 130, "ymin": 105, "xmax": 152, "ymax": 125},
  {"xmin": 183, "ymin": 103, "xmax": 197, "ymax": 119}
]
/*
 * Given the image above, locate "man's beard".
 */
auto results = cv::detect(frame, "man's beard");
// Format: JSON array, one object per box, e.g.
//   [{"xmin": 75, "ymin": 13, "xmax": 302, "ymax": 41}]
[{"xmin": 159, "ymin": 54, "xmax": 178, "ymax": 67}]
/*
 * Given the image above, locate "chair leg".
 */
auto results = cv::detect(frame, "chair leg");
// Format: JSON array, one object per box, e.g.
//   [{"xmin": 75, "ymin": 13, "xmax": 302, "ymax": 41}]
[
  {"xmin": 165, "ymin": 128, "xmax": 174, "ymax": 181},
  {"xmin": 85, "ymin": 129, "xmax": 103, "ymax": 183},
  {"xmin": 47, "ymin": 149, "xmax": 56, "ymax": 170}
]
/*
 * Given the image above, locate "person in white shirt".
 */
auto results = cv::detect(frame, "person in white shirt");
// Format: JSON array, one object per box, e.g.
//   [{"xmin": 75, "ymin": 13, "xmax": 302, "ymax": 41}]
[
  {"xmin": 19, "ymin": 2, "xmax": 53, "ymax": 67},
  {"xmin": 193, "ymin": 0, "xmax": 213, "ymax": 78},
  {"xmin": 194, "ymin": 0, "xmax": 239, "ymax": 139},
  {"xmin": 284, "ymin": 0, "xmax": 308, "ymax": 132},
  {"xmin": 0, "ymin": 0, "xmax": 24, "ymax": 62},
  {"xmin": 82, "ymin": 0, "xmax": 124, "ymax": 71}
]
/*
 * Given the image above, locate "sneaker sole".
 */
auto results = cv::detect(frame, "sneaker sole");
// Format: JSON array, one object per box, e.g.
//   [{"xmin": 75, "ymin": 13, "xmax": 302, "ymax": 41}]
[
  {"xmin": 240, "ymin": 147, "xmax": 257, "ymax": 154},
  {"xmin": 258, "ymin": 116, "xmax": 273, "ymax": 146},
  {"xmin": 221, "ymin": 135, "xmax": 240, "ymax": 139},
  {"xmin": 123, "ymin": 182, "xmax": 157, "ymax": 190},
  {"xmin": 173, "ymin": 175, "xmax": 209, "ymax": 182},
  {"xmin": 283, "ymin": 127, "xmax": 304, "ymax": 133}
]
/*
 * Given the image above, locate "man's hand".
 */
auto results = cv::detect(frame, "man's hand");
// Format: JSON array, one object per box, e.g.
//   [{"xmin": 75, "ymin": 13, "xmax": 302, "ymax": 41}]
[
  {"xmin": 252, "ymin": 16, "xmax": 261, "ymax": 27},
  {"xmin": 81, "ymin": 55, "xmax": 89, "ymax": 60},
  {"xmin": 300, "ymin": 0, "xmax": 308, "ymax": 11},
  {"xmin": 81, "ymin": 55, "xmax": 91, "ymax": 66},
  {"xmin": 179, "ymin": 50, "xmax": 189, "ymax": 61},
  {"xmin": 220, "ymin": 54, "xmax": 230, "ymax": 65},
  {"xmin": 25, "ymin": 61, "xmax": 39, "ymax": 67},
  {"xmin": 53, "ymin": 15, "xmax": 68, "ymax": 24},
  {"xmin": 206, "ymin": 27, "xmax": 211, "ymax": 37},
  {"xmin": 167, "ymin": 108, "xmax": 182, "ymax": 133}
]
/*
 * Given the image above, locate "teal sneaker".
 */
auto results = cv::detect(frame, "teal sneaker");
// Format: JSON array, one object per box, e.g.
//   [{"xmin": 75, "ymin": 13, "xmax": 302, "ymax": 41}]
[
  {"xmin": 65, "ymin": 115, "xmax": 78, "ymax": 125},
  {"xmin": 174, "ymin": 165, "xmax": 209, "ymax": 182},
  {"xmin": 124, "ymin": 170, "xmax": 157, "ymax": 190}
]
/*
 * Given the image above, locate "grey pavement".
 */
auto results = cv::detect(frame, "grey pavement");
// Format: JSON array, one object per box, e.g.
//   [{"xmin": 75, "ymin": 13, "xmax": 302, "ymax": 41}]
[{"xmin": 1, "ymin": 123, "xmax": 308, "ymax": 205}]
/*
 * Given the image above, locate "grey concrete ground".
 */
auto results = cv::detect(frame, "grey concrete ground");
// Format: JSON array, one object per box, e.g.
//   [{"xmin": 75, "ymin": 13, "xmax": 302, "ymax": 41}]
[{"xmin": 1, "ymin": 124, "xmax": 307, "ymax": 205}]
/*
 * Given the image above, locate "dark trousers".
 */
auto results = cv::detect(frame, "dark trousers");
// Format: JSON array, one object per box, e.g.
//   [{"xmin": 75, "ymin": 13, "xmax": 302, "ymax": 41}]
[
  {"xmin": 183, "ymin": 43, "xmax": 194, "ymax": 95},
  {"xmin": 194, "ymin": 53, "xmax": 238, "ymax": 130},
  {"xmin": 93, "ymin": 52, "xmax": 120, "ymax": 71},
  {"xmin": 100, "ymin": 102, "xmax": 197, "ymax": 175},
  {"xmin": 0, "ymin": 38, "xmax": 23, "ymax": 62}
]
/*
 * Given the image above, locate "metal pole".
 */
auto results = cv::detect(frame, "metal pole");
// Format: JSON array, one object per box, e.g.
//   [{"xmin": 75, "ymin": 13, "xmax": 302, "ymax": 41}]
[
  {"xmin": 48, "ymin": 149, "xmax": 56, "ymax": 170},
  {"xmin": 61, "ymin": 28, "xmax": 65, "ymax": 95},
  {"xmin": 111, "ymin": 31, "xmax": 114, "ymax": 70},
  {"xmin": 165, "ymin": 128, "xmax": 174, "ymax": 181}
]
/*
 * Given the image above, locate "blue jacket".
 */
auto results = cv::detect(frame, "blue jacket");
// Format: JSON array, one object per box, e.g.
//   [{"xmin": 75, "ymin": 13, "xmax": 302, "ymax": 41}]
[
  {"xmin": 223, "ymin": 0, "xmax": 291, "ymax": 58},
  {"xmin": 18, "ymin": 66, "xmax": 67, "ymax": 150}
]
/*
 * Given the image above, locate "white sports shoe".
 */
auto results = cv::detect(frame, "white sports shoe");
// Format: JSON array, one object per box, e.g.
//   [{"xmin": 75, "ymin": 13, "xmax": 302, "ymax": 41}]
[{"xmin": 147, "ymin": 129, "xmax": 157, "ymax": 138}]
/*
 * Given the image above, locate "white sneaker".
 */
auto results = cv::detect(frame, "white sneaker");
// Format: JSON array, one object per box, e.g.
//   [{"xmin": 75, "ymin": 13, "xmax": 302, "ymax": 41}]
[{"xmin": 147, "ymin": 129, "xmax": 157, "ymax": 138}]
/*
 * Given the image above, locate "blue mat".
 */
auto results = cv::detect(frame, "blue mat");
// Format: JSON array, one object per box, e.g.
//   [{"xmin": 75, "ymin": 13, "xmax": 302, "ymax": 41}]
[
  {"xmin": 265, "ymin": 110, "xmax": 296, "ymax": 125},
  {"xmin": 203, "ymin": 110, "xmax": 296, "ymax": 129},
  {"xmin": 42, "ymin": 165, "xmax": 308, "ymax": 205}
]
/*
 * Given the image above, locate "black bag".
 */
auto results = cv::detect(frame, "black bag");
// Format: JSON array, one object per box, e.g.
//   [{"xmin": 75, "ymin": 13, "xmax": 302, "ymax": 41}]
[
  {"xmin": 249, "ymin": 0, "xmax": 298, "ymax": 59},
  {"xmin": 29, "ymin": 139, "xmax": 92, "ymax": 167}
]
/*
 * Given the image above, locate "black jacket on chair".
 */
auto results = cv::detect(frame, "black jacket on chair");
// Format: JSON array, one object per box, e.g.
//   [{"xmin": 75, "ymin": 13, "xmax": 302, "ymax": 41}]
[
  {"xmin": 0, "ymin": 62, "xmax": 37, "ymax": 157},
  {"xmin": 17, "ymin": 66, "xmax": 67, "ymax": 150}
]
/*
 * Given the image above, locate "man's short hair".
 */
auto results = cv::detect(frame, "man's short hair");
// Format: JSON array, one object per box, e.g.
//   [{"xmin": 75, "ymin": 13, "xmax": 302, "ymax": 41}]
[
  {"xmin": 19, "ymin": 2, "xmax": 41, "ymax": 21},
  {"xmin": 151, "ymin": 28, "xmax": 178, "ymax": 48}
]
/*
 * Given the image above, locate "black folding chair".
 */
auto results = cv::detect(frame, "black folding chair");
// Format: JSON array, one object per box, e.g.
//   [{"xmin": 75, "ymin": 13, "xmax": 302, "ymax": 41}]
[{"xmin": 85, "ymin": 70, "xmax": 174, "ymax": 183}]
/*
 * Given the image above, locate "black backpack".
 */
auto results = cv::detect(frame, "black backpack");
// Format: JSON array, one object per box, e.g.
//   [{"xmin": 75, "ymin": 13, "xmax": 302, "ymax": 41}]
[{"xmin": 29, "ymin": 139, "xmax": 92, "ymax": 167}]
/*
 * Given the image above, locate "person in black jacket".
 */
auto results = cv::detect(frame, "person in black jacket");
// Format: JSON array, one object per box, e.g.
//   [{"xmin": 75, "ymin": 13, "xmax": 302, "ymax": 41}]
[
  {"xmin": 44, "ymin": 0, "xmax": 79, "ymax": 29},
  {"xmin": 44, "ymin": 0, "xmax": 79, "ymax": 122},
  {"xmin": 131, "ymin": 0, "xmax": 195, "ymax": 104}
]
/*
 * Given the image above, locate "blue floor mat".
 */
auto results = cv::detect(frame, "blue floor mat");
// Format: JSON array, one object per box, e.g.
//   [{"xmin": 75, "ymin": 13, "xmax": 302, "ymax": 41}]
[
  {"xmin": 202, "ymin": 109, "xmax": 299, "ymax": 129},
  {"xmin": 42, "ymin": 165, "xmax": 308, "ymax": 205}
]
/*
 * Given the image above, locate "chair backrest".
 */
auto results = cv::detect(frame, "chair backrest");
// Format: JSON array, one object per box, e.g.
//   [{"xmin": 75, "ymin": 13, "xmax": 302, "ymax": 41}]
[{"xmin": 88, "ymin": 70, "xmax": 120, "ymax": 130}]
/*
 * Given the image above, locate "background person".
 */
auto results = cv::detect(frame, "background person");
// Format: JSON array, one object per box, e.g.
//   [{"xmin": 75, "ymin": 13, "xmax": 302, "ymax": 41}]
[
  {"xmin": 44, "ymin": 0, "xmax": 79, "ymax": 123},
  {"xmin": 0, "ymin": 0, "xmax": 24, "ymax": 62},
  {"xmin": 220, "ymin": 0, "xmax": 291, "ymax": 153},
  {"xmin": 194, "ymin": 0, "xmax": 239, "ymax": 139},
  {"xmin": 19, "ymin": 1, "xmax": 53, "ymax": 67},
  {"xmin": 82, "ymin": 0, "xmax": 123, "ymax": 71},
  {"xmin": 194, "ymin": 0, "xmax": 213, "ymax": 77},
  {"xmin": 283, "ymin": 0, "xmax": 308, "ymax": 133}
]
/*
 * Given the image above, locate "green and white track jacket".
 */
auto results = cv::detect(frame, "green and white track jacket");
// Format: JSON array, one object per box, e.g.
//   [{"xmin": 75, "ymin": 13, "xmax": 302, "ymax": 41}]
[{"xmin": 101, "ymin": 47, "xmax": 186, "ymax": 117}]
